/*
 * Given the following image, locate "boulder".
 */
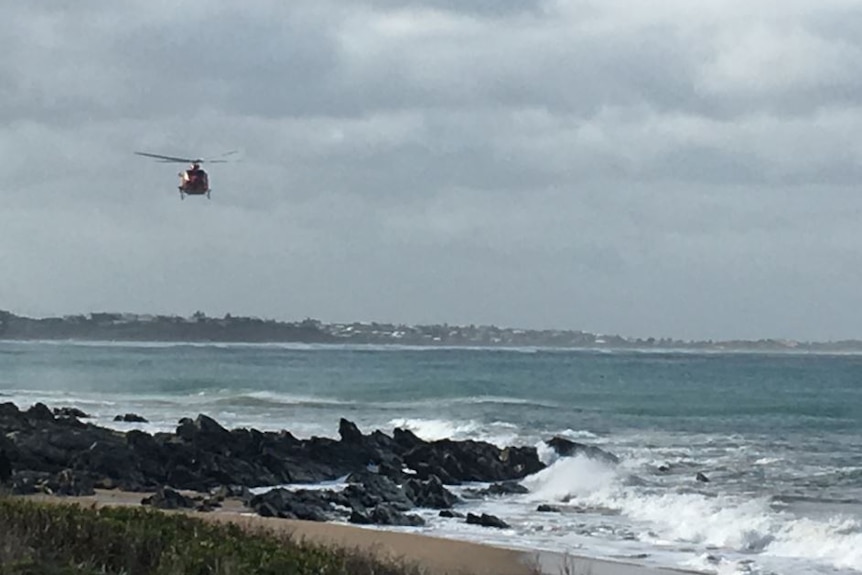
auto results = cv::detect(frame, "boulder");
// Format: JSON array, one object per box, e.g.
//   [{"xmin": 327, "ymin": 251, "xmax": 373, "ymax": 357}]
[
  {"xmin": 247, "ymin": 488, "xmax": 333, "ymax": 522},
  {"xmin": 114, "ymin": 413, "xmax": 148, "ymax": 423},
  {"xmin": 338, "ymin": 418, "xmax": 364, "ymax": 444},
  {"xmin": 26, "ymin": 403, "xmax": 54, "ymax": 421},
  {"xmin": 350, "ymin": 504, "xmax": 425, "ymax": 527},
  {"xmin": 403, "ymin": 475, "xmax": 460, "ymax": 509},
  {"xmin": 474, "ymin": 481, "xmax": 529, "ymax": 497},
  {"xmin": 53, "ymin": 407, "xmax": 90, "ymax": 419},
  {"xmin": 466, "ymin": 512, "xmax": 510, "ymax": 529},
  {"xmin": 43, "ymin": 469, "xmax": 95, "ymax": 496},
  {"xmin": 545, "ymin": 437, "xmax": 619, "ymax": 465},
  {"xmin": 343, "ymin": 471, "xmax": 414, "ymax": 512},
  {"xmin": 142, "ymin": 487, "xmax": 196, "ymax": 509},
  {"xmin": 439, "ymin": 509, "xmax": 464, "ymax": 518}
]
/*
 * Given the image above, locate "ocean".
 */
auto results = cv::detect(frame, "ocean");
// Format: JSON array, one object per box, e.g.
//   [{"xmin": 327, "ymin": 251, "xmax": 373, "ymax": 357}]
[{"xmin": 1, "ymin": 340, "xmax": 860, "ymax": 575}]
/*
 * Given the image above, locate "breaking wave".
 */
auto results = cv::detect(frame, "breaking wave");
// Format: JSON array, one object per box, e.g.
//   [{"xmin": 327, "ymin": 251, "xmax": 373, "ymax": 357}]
[{"xmin": 518, "ymin": 454, "xmax": 862, "ymax": 574}]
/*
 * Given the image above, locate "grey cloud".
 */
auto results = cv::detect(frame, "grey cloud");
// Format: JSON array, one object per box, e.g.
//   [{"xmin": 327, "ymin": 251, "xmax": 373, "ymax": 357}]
[
  {"xmin": 3, "ymin": 1, "xmax": 862, "ymax": 340},
  {"xmin": 359, "ymin": 0, "xmax": 545, "ymax": 17}
]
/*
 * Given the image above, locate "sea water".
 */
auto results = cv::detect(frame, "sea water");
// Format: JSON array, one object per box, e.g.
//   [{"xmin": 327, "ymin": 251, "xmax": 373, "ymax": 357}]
[{"xmin": 1, "ymin": 340, "xmax": 860, "ymax": 575}]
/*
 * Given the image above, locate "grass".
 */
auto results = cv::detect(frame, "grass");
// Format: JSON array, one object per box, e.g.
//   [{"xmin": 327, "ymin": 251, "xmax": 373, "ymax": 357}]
[
  {"xmin": 526, "ymin": 551, "xmax": 593, "ymax": 575},
  {"xmin": 0, "ymin": 495, "xmax": 428, "ymax": 575}
]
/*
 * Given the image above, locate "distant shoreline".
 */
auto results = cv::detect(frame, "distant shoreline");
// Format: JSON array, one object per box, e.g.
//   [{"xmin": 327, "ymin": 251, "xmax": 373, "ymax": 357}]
[
  {"xmin": 3, "ymin": 310, "xmax": 862, "ymax": 352},
  {"xmin": 6, "ymin": 338, "xmax": 862, "ymax": 357}
]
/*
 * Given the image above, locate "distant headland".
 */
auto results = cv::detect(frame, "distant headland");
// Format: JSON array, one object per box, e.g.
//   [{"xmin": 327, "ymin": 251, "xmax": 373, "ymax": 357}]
[{"xmin": 1, "ymin": 310, "xmax": 860, "ymax": 352}]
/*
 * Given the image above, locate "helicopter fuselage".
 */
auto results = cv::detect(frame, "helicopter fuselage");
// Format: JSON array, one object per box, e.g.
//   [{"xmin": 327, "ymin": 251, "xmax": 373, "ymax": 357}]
[{"xmin": 179, "ymin": 169, "xmax": 210, "ymax": 198}]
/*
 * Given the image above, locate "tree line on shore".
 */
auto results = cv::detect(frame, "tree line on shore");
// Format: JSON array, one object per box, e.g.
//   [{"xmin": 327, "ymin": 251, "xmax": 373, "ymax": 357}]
[{"xmin": 2, "ymin": 309, "xmax": 859, "ymax": 351}]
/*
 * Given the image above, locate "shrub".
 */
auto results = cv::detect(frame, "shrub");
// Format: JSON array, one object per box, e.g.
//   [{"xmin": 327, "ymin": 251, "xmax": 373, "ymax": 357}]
[{"xmin": 0, "ymin": 496, "xmax": 427, "ymax": 575}]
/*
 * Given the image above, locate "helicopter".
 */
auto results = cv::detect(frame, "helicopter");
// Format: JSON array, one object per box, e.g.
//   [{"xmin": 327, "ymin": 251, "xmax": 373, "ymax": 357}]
[{"xmin": 135, "ymin": 150, "xmax": 238, "ymax": 199}]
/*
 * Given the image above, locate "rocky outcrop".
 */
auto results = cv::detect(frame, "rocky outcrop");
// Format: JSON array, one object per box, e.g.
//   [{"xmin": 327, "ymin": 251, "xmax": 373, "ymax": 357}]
[{"xmin": 1, "ymin": 401, "xmax": 619, "ymax": 530}]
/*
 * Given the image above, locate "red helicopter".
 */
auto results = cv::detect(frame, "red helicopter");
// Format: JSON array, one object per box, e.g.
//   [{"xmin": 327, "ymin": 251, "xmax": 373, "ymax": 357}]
[{"xmin": 135, "ymin": 151, "xmax": 237, "ymax": 199}]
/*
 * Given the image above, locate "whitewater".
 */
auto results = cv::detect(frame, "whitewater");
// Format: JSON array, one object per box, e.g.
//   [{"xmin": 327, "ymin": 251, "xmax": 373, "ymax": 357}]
[{"xmin": 1, "ymin": 340, "xmax": 860, "ymax": 575}]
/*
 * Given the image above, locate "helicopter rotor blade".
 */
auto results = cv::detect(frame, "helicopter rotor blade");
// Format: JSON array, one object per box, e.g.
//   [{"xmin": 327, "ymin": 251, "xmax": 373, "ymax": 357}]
[
  {"xmin": 135, "ymin": 151, "xmax": 195, "ymax": 163},
  {"xmin": 200, "ymin": 150, "xmax": 240, "ymax": 163}
]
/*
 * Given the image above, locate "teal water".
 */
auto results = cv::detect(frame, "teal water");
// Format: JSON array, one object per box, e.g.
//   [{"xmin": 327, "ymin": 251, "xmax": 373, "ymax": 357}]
[{"xmin": 1, "ymin": 341, "xmax": 861, "ymax": 574}]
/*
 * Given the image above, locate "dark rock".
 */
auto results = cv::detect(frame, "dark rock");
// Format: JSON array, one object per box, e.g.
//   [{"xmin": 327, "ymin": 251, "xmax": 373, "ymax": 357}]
[
  {"xmin": 175, "ymin": 418, "xmax": 196, "ymax": 440},
  {"xmin": 0, "ymin": 402, "xmax": 21, "ymax": 418},
  {"xmin": 44, "ymin": 469, "xmax": 95, "ymax": 496},
  {"xmin": 26, "ymin": 403, "xmax": 54, "ymax": 421},
  {"xmin": 338, "ymin": 418, "xmax": 364, "ymax": 444},
  {"xmin": 696, "ymin": 472, "xmax": 710, "ymax": 483},
  {"xmin": 348, "ymin": 509, "xmax": 372, "ymax": 524},
  {"xmin": 475, "ymin": 481, "xmax": 529, "ymax": 497},
  {"xmin": 368, "ymin": 430, "xmax": 397, "ymax": 450},
  {"xmin": 194, "ymin": 414, "xmax": 230, "ymax": 437},
  {"xmin": 9, "ymin": 471, "xmax": 51, "ymax": 494},
  {"xmin": 375, "ymin": 461, "xmax": 408, "ymax": 483},
  {"xmin": 500, "ymin": 446, "xmax": 546, "ymax": 476},
  {"xmin": 142, "ymin": 487, "xmax": 196, "ymax": 509},
  {"xmin": 350, "ymin": 504, "xmax": 425, "ymax": 527},
  {"xmin": 209, "ymin": 484, "xmax": 251, "ymax": 502},
  {"xmin": 404, "ymin": 439, "xmax": 537, "ymax": 484},
  {"xmin": 114, "ymin": 413, "xmax": 148, "ymax": 423},
  {"xmin": 407, "ymin": 462, "xmax": 459, "ymax": 485},
  {"xmin": 393, "ymin": 427, "xmax": 425, "ymax": 450},
  {"xmin": 0, "ymin": 448, "xmax": 11, "ymax": 484},
  {"xmin": 545, "ymin": 437, "xmax": 619, "ymax": 465},
  {"xmin": 466, "ymin": 512, "xmax": 510, "ymax": 529},
  {"xmin": 343, "ymin": 471, "xmax": 414, "ymax": 512},
  {"xmin": 195, "ymin": 500, "xmax": 219, "ymax": 512},
  {"xmin": 658, "ymin": 464, "xmax": 670, "ymax": 473},
  {"xmin": 248, "ymin": 488, "xmax": 333, "ymax": 522},
  {"xmin": 126, "ymin": 430, "xmax": 161, "ymax": 459},
  {"xmin": 185, "ymin": 415, "xmax": 231, "ymax": 445},
  {"xmin": 53, "ymin": 407, "xmax": 90, "ymax": 419},
  {"xmin": 1, "ymin": 400, "xmax": 553, "ymax": 520},
  {"xmin": 537, "ymin": 504, "xmax": 560, "ymax": 512},
  {"xmin": 404, "ymin": 475, "xmax": 460, "ymax": 509},
  {"xmin": 438, "ymin": 509, "xmax": 464, "ymax": 518},
  {"xmin": 5, "ymin": 468, "xmax": 92, "ymax": 496},
  {"xmin": 72, "ymin": 440, "xmax": 147, "ymax": 491}
]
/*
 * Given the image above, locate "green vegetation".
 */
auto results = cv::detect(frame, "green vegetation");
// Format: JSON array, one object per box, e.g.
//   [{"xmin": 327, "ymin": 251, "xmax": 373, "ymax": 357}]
[{"xmin": 0, "ymin": 496, "xmax": 426, "ymax": 575}]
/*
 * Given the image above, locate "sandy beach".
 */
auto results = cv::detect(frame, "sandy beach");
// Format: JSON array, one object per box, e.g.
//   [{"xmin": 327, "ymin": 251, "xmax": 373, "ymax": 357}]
[{"xmin": 22, "ymin": 489, "xmax": 702, "ymax": 575}]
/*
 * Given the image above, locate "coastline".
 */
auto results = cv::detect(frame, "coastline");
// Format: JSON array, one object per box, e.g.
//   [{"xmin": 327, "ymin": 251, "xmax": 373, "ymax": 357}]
[
  {"xmin": 2, "ymin": 309, "xmax": 856, "ymax": 352},
  {"xmin": 23, "ymin": 490, "xmax": 703, "ymax": 575}
]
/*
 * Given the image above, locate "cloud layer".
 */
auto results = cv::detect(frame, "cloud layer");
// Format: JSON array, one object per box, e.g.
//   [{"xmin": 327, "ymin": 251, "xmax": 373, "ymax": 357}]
[{"xmin": 2, "ymin": 0, "xmax": 862, "ymax": 340}]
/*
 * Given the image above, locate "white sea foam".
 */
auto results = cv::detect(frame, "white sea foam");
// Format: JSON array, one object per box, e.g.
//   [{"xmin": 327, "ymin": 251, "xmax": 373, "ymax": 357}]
[
  {"xmin": 558, "ymin": 428, "xmax": 599, "ymax": 439},
  {"xmin": 753, "ymin": 457, "xmax": 783, "ymax": 466},
  {"xmin": 535, "ymin": 441, "xmax": 559, "ymax": 465},
  {"xmin": 498, "ymin": 450, "xmax": 862, "ymax": 573},
  {"xmin": 522, "ymin": 454, "xmax": 619, "ymax": 502},
  {"xmin": 217, "ymin": 390, "xmax": 356, "ymax": 407},
  {"xmin": 379, "ymin": 395, "xmax": 562, "ymax": 410},
  {"xmin": 764, "ymin": 516, "xmax": 862, "ymax": 570},
  {"xmin": 387, "ymin": 417, "xmax": 482, "ymax": 441}
]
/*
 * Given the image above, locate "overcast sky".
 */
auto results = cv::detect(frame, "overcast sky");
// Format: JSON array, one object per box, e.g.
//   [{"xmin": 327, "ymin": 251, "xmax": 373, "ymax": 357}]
[{"xmin": 2, "ymin": 1, "xmax": 862, "ymax": 341}]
